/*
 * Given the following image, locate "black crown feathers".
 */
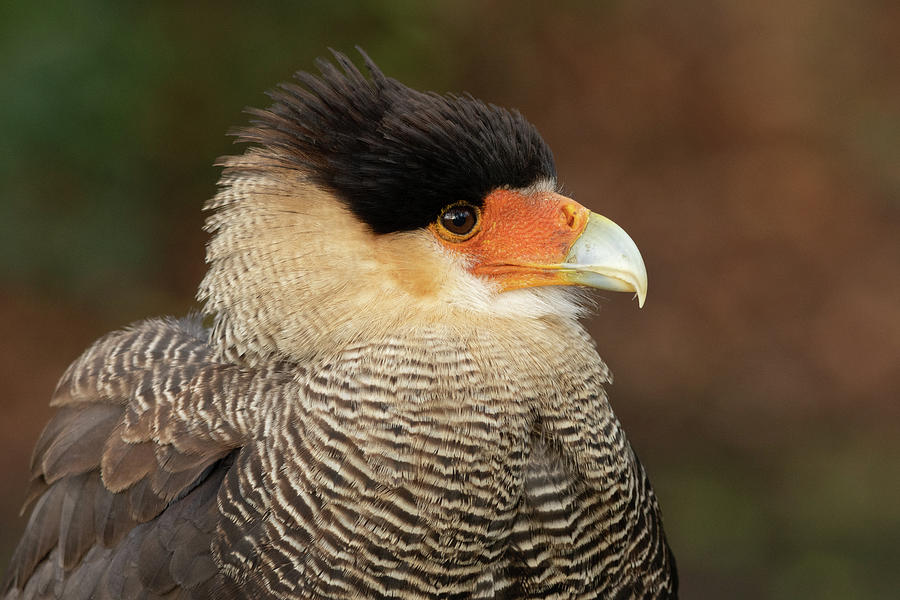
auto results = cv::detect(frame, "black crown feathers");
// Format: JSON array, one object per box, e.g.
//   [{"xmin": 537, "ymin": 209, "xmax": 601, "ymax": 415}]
[{"xmin": 235, "ymin": 49, "xmax": 556, "ymax": 234}]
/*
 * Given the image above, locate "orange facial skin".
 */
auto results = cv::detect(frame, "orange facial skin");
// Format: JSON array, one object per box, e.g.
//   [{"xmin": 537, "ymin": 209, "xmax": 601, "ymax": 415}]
[{"xmin": 430, "ymin": 189, "xmax": 590, "ymax": 291}]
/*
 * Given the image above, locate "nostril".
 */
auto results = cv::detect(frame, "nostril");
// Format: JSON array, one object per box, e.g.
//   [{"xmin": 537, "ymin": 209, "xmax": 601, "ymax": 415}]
[{"xmin": 561, "ymin": 204, "xmax": 579, "ymax": 229}]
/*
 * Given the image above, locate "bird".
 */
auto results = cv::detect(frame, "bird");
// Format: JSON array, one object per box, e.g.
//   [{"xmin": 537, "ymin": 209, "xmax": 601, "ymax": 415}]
[{"xmin": 2, "ymin": 49, "xmax": 677, "ymax": 599}]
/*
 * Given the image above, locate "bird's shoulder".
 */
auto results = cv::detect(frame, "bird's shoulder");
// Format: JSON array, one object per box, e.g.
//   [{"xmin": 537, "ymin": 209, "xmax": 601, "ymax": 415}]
[{"xmin": 1, "ymin": 316, "xmax": 286, "ymax": 599}]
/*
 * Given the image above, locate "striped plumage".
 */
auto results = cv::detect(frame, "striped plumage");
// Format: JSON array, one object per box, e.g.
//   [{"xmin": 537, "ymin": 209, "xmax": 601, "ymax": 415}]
[{"xmin": 3, "ymin": 51, "xmax": 677, "ymax": 599}]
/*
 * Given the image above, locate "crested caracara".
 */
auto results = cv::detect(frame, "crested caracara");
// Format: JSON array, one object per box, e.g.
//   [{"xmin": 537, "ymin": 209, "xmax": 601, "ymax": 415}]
[{"xmin": 3, "ymin": 50, "xmax": 677, "ymax": 599}]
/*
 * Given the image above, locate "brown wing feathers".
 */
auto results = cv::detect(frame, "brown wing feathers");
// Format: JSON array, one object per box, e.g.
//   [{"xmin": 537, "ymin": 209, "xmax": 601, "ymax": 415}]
[{"xmin": 2, "ymin": 318, "xmax": 246, "ymax": 599}]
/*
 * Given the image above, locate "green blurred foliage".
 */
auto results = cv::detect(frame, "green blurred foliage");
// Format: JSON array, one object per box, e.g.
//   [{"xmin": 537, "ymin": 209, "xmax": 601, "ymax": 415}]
[
  {"xmin": 0, "ymin": 0, "xmax": 453, "ymax": 306},
  {"xmin": 658, "ymin": 433, "xmax": 900, "ymax": 599}
]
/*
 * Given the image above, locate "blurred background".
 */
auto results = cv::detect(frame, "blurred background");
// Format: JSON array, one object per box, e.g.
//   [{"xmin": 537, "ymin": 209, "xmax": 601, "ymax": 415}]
[{"xmin": 1, "ymin": 1, "xmax": 898, "ymax": 597}]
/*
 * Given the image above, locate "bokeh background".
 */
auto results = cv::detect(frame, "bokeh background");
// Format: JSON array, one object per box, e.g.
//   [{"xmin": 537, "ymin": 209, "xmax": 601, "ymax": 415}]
[{"xmin": 2, "ymin": 1, "xmax": 898, "ymax": 598}]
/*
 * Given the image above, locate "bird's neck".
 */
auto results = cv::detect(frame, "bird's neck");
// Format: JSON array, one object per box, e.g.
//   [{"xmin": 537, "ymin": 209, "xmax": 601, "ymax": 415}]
[{"xmin": 207, "ymin": 295, "xmax": 598, "ymax": 378}]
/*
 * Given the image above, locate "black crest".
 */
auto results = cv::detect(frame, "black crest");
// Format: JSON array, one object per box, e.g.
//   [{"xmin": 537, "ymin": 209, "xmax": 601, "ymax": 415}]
[{"xmin": 237, "ymin": 49, "xmax": 556, "ymax": 234}]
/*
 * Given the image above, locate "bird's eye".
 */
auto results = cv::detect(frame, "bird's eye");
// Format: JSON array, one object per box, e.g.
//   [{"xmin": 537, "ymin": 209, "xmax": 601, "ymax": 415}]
[{"xmin": 437, "ymin": 203, "xmax": 480, "ymax": 240}]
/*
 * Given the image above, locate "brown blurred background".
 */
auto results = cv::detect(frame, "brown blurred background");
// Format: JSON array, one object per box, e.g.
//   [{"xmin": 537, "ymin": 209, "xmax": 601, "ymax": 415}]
[{"xmin": 1, "ymin": 1, "xmax": 898, "ymax": 598}]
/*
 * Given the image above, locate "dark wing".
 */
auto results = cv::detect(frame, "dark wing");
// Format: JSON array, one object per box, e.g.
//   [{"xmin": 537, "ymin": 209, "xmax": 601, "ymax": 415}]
[{"xmin": 1, "ymin": 318, "xmax": 266, "ymax": 600}]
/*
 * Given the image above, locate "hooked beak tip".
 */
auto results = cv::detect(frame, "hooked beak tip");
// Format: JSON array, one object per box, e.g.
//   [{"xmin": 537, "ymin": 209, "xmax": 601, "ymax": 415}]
[{"xmin": 565, "ymin": 213, "xmax": 648, "ymax": 308}]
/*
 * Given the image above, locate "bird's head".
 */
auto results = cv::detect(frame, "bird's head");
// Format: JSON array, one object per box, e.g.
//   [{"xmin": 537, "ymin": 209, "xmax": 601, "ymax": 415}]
[{"xmin": 199, "ymin": 50, "xmax": 647, "ymax": 363}]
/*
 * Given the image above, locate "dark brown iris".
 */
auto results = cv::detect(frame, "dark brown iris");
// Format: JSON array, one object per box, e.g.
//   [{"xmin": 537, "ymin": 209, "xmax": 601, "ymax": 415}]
[{"xmin": 440, "ymin": 204, "xmax": 478, "ymax": 236}]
